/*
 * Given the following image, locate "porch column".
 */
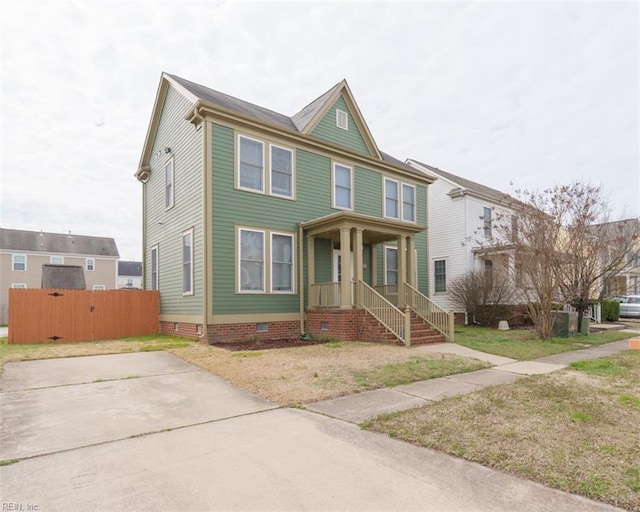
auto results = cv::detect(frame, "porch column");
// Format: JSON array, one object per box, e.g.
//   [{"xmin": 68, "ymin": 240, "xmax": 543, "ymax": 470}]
[
  {"xmin": 407, "ymin": 236, "xmax": 416, "ymax": 288},
  {"xmin": 340, "ymin": 227, "xmax": 352, "ymax": 308},
  {"xmin": 397, "ymin": 235, "xmax": 407, "ymax": 307},
  {"xmin": 371, "ymin": 243, "xmax": 378, "ymax": 287},
  {"xmin": 307, "ymin": 235, "xmax": 315, "ymax": 307},
  {"xmin": 354, "ymin": 228, "xmax": 364, "ymax": 305}
]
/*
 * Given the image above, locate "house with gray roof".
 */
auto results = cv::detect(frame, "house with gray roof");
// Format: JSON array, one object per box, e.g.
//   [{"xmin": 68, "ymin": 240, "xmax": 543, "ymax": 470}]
[
  {"xmin": 118, "ymin": 261, "xmax": 143, "ymax": 289},
  {"xmin": 0, "ymin": 228, "xmax": 119, "ymax": 323},
  {"xmin": 135, "ymin": 73, "xmax": 455, "ymax": 345},
  {"xmin": 406, "ymin": 159, "xmax": 519, "ymax": 316}
]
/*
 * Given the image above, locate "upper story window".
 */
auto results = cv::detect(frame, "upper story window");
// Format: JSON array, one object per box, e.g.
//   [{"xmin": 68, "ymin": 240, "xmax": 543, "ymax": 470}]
[
  {"xmin": 270, "ymin": 145, "xmax": 293, "ymax": 198},
  {"xmin": 12, "ymin": 254, "xmax": 26, "ymax": 271},
  {"xmin": 150, "ymin": 245, "xmax": 159, "ymax": 291},
  {"xmin": 182, "ymin": 229, "xmax": 194, "ymax": 295},
  {"xmin": 384, "ymin": 179, "xmax": 416, "ymax": 222},
  {"xmin": 434, "ymin": 259, "xmax": 446, "ymax": 293},
  {"xmin": 238, "ymin": 136, "xmax": 264, "ymax": 193},
  {"xmin": 86, "ymin": 258, "xmax": 95, "ymax": 271},
  {"xmin": 402, "ymin": 184, "xmax": 416, "ymax": 222},
  {"xmin": 333, "ymin": 163, "xmax": 352, "ymax": 210},
  {"xmin": 165, "ymin": 158, "xmax": 174, "ymax": 209},
  {"xmin": 483, "ymin": 207, "xmax": 492, "ymax": 238},
  {"xmin": 384, "ymin": 179, "xmax": 399, "ymax": 219},
  {"xmin": 50, "ymin": 256, "xmax": 64, "ymax": 265},
  {"xmin": 336, "ymin": 109, "xmax": 348, "ymax": 130}
]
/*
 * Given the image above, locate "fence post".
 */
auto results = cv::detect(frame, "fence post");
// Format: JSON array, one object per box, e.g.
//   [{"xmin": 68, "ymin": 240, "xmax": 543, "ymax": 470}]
[
  {"xmin": 448, "ymin": 310, "xmax": 455, "ymax": 343},
  {"xmin": 404, "ymin": 308, "xmax": 411, "ymax": 347}
]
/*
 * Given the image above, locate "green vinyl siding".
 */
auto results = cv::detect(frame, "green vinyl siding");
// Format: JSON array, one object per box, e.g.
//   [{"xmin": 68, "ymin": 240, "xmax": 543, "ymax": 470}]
[
  {"xmin": 310, "ymin": 96, "xmax": 371, "ymax": 156},
  {"xmin": 354, "ymin": 167, "xmax": 382, "ymax": 217},
  {"xmin": 144, "ymin": 86, "xmax": 203, "ymax": 316}
]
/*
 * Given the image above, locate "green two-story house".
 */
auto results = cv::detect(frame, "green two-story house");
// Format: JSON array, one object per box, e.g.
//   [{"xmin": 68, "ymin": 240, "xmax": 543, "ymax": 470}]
[{"xmin": 136, "ymin": 73, "xmax": 453, "ymax": 345}]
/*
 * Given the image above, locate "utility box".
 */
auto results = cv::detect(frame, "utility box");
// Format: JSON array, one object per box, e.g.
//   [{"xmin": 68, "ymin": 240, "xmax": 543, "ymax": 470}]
[
  {"xmin": 580, "ymin": 315, "xmax": 590, "ymax": 335},
  {"xmin": 551, "ymin": 311, "xmax": 578, "ymax": 337}
]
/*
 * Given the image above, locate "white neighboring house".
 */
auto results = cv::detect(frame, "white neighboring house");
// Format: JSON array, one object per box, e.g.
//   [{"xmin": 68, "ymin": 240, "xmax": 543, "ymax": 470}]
[
  {"xmin": 406, "ymin": 159, "xmax": 517, "ymax": 314},
  {"xmin": 117, "ymin": 261, "xmax": 143, "ymax": 289}
]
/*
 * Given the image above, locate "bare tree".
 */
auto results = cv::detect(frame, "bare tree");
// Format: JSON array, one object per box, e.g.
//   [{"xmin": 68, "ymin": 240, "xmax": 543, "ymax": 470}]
[
  {"xmin": 491, "ymin": 182, "xmax": 639, "ymax": 338},
  {"xmin": 448, "ymin": 268, "xmax": 514, "ymax": 326}
]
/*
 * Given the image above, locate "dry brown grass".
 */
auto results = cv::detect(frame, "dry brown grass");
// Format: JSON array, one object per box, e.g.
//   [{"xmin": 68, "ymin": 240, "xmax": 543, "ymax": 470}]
[
  {"xmin": 364, "ymin": 351, "xmax": 640, "ymax": 511},
  {"xmin": 169, "ymin": 341, "xmax": 486, "ymax": 405}
]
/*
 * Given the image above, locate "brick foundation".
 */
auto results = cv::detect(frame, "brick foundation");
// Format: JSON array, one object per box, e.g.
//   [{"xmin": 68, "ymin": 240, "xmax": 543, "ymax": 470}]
[
  {"xmin": 306, "ymin": 309, "xmax": 359, "ymax": 340},
  {"xmin": 161, "ymin": 320, "xmax": 300, "ymax": 343}
]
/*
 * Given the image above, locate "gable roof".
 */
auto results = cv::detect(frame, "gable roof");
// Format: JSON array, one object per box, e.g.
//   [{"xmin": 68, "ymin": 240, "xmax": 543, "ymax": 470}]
[
  {"xmin": 138, "ymin": 73, "xmax": 427, "ymax": 182},
  {"xmin": 406, "ymin": 159, "xmax": 514, "ymax": 205},
  {"xmin": 118, "ymin": 261, "xmax": 142, "ymax": 277},
  {"xmin": 0, "ymin": 228, "xmax": 120, "ymax": 257}
]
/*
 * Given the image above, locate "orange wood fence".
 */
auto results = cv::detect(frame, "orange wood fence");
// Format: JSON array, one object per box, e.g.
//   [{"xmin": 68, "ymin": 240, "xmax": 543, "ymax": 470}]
[{"xmin": 8, "ymin": 289, "xmax": 159, "ymax": 344}]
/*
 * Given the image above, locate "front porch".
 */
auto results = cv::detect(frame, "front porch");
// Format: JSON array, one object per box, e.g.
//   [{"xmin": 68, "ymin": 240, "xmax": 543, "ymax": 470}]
[{"xmin": 301, "ymin": 212, "xmax": 454, "ymax": 345}]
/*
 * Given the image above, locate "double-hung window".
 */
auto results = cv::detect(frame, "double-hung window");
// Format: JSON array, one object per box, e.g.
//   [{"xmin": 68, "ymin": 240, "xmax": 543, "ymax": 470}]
[
  {"xmin": 434, "ymin": 259, "xmax": 446, "ymax": 293},
  {"xmin": 12, "ymin": 254, "xmax": 26, "ymax": 271},
  {"xmin": 384, "ymin": 179, "xmax": 399, "ymax": 219},
  {"xmin": 86, "ymin": 258, "xmax": 95, "ymax": 271},
  {"xmin": 402, "ymin": 184, "xmax": 416, "ymax": 222},
  {"xmin": 150, "ymin": 245, "xmax": 159, "ymax": 290},
  {"xmin": 385, "ymin": 247, "xmax": 398, "ymax": 285},
  {"xmin": 239, "ymin": 229, "xmax": 265, "ymax": 292},
  {"xmin": 238, "ymin": 136, "xmax": 264, "ymax": 193},
  {"xmin": 270, "ymin": 145, "xmax": 293, "ymax": 198},
  {"xmin": 483, "ymin": 207, "xmax": 492, "ymax": 238},
  {"xmin": 182, "ymin": 229, "xmax": 193, "ymax": 295},
  {"xmin": 271, "ymin": 233, "xmax": 294, "ymax": 292},
  {"xmin": 333, "ymin": 163, "xmax": 352, "ymax": 210},
  {"xmin": 165, "ymin": 158, "xmax": 174, "ymax": 209}
]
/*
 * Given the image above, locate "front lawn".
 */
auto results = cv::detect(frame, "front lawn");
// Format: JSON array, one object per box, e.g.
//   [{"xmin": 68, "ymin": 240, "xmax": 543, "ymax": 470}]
[
  {"xmin": 364, "ymin": 350, "xmax": 640, "ymax": 511},
  {"xmin": 454, "ymin": 325, "xmax": 633, "ymax": 360}
]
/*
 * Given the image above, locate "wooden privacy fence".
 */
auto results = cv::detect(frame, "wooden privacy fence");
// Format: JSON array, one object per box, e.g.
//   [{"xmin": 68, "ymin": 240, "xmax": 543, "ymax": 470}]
[{"xmin": 8, "ymin": 289, "xmax": 159, "ymax": 344}]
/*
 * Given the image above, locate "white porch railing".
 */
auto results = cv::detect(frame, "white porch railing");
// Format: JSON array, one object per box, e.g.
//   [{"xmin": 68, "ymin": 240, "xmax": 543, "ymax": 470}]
[
  {"xmin": 309, "ymin": 282, "xmax": 340, "ymax": 308},
  {"xmin": 405, "ymin": 283, "xmax": 455, "ymax": 342},
  {"xmin": 358, "ymin": 280, "xmax": 408, "ymax": 346}
]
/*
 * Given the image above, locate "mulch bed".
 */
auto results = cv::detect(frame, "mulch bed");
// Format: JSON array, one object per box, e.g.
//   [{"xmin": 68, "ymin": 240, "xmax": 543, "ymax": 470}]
[{"xmin": 208, "ymin": 337, "xmax": 329, "ymax": 351}]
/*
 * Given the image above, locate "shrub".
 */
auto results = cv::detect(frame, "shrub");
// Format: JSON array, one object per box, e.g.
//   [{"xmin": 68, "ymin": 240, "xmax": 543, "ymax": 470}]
[{"xmin": 601, "ymin": 300, "xmax": 620, "ymax": 322}]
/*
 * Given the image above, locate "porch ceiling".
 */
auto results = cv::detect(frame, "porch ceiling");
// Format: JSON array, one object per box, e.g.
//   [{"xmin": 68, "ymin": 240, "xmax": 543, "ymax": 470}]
[{"xmin": 301, "ymin": 211, "xmax": 425, "ymax": 244}]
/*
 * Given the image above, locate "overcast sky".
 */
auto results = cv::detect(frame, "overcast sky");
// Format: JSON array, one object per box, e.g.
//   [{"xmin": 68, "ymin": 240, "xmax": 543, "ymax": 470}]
[{"xmin": 1, "ymin": 0, "xmax": 638, "ymax": 261}]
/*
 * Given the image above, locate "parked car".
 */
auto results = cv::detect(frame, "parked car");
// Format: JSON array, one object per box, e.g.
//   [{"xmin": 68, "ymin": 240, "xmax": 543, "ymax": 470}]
[{"xmin": 618, "ymin": 295, "xmax": 640, "ymax": 318}]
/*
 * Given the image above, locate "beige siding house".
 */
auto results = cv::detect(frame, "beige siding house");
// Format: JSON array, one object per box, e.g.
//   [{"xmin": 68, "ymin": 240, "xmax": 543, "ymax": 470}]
[{"xmin": 0, "ymin": 228, "xmax": 120, "ymax": 323}]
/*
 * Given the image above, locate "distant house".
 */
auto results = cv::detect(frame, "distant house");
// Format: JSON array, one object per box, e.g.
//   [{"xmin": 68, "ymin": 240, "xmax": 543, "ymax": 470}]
[
  {"xmin": 593, "ymin": 219, "xmax": 640, "ymax": 296},
  {"xmin": 0, "ymin": 228, "xmax": 120, "ymax": 323},
  {"xmin": 135, "ymin": 73, "xmax": 454, "ymax": 345},
  {"xmin": 406, "ymin": 160, "xmax": 518, "ymax": 317},
  {"xmin": 118, "ymin": 261, "xmax": 143, "ymax": 289}
]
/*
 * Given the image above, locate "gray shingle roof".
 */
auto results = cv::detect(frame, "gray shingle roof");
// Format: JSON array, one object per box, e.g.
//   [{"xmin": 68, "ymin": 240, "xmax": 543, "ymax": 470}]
[
  {"xmin": 41, "ymin": 264, "xmax": 86, "ymax": 289},
  {"xmin": 118, "ymin": 261, "xmax": 142, "ymax": 277},
  {"xmin": 407, "ymin": 159, "xmax": 513, "ymax": 204},
  {"xmin": 0, "ymin": 228, "xmax": 120, "ymax": 257}
]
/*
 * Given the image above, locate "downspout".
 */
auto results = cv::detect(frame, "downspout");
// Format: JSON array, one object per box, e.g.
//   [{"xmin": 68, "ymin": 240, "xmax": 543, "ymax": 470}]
[{"xmin": 298, "ymin": 223, "xmax": 305, "ymax": 336}]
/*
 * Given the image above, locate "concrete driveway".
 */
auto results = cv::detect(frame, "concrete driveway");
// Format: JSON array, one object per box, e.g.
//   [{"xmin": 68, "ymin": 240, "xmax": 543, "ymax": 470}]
[{"xmin": 0, "ymin": 352, "xmax": 622, "ymax": 511}]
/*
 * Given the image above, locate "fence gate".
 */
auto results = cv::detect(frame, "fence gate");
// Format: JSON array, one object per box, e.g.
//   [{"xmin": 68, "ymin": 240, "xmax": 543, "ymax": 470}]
[{"xmin": 8, "ymin": 289, "xmax": 159, "ymax": 344}]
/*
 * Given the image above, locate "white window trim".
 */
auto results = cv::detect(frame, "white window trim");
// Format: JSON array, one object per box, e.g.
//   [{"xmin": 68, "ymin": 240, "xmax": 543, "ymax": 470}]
[
  {"xmin": 237, "ymin": 134, "xmax": 265, "ymax": 194},
  {"xmin": 86, "ymin": 258, "xmax": 95, "ymax": 271},
  {"xmin": 269, "ymin": 143, "xmax": 295, "ymax": 199},
  {"xmin": 383, "ymin": 178, "xmax": 400, "ymax": 220},
  {"xmin": 50, "ymin": 256, "xmax": 64, "ymax": 264},
  {"xmin": 182, "ymin": 228, "xmax": 194, "ymax": 296},
  {"xmin": 336, "ymin": 109, "xmax": 348, "ymax": 130},
  {"xmin": 11, "ymin": 283, "xmax": 27, "ymax": 289},
  {"xmin": 150, "ymin": 245, "xmax": 159, "ymax": 291},
  {"xmin": 383, "ymin": 245, "xmax": 399, "ymax": 285},
  {"xmin": 433, "ymin": 258, "xmax": 447, "ymax": 294},
  {"xmin": 238, "ymin": 227, "xmax": 266, "ymax": 294},
  {"xmin": 93, "ymin": 285, "xmax": 106, "ymax": 291},
  {"xmin": 12, "ymin": 254, "xmax": 27, "ymax": 271},
  {"xmin": 402, "ymin": 183, "xmax": 417, "ymax": 223},
  {"xmin": 332, "ymin": 162, "xmax": 353, "ymax": 211},
  {"xmin": 270, "ymin": 231, "xmax": 295, "ymax": 294},
  {"xmin": 165, "ymin": 157, "xmax": 175, "ymax": 210}
]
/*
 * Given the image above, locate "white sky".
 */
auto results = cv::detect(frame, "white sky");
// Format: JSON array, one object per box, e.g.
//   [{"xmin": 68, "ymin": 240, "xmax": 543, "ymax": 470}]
[{"xmin": 1, "ymin": 0, "xmax": 638, "ymax": 261}]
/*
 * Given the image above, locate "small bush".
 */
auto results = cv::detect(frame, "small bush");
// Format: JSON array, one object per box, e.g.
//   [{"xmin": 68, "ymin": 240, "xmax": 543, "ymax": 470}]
[{"xmin": 601, "ymin": 300, "xmax": 620, "ymax": 322}]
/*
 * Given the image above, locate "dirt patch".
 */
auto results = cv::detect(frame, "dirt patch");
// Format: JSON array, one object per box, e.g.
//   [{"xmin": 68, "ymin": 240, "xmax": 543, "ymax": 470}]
[{"xmin": 208, "ymin": 337, "xmax": 330, "ymax": 351}]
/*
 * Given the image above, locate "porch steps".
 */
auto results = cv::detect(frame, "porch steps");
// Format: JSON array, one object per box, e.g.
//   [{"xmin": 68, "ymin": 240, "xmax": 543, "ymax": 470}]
[{"xmin": 357, "ymin": 310, "xmax": 446, "ymax": 346}]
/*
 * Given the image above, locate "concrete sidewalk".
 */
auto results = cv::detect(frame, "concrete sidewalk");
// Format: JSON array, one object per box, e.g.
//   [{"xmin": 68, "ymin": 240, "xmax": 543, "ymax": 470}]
[{"xmin": 307, "ymin": 335, "xmax": 638, "ymax": 423}]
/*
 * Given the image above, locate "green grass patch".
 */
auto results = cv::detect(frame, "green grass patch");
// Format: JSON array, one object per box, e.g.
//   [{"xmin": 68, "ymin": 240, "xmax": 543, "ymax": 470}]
[
  {"xmin": 454, "ymin": 326, "xmax": 631, "ymax": 360},
  {"xmin": 353, "ymin": 356, "xmax": 489, "ymax": 389},
  {"xmin": 0, "ymin": 459, "xmax": 20, "ymax": 466},
  {"xmin": 618, "ymin": 395, "xmax": 640, "ymax": 410},
  {"xmin": 570, "ymin": 359, "xmax": 625, "ymax": 377}
]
